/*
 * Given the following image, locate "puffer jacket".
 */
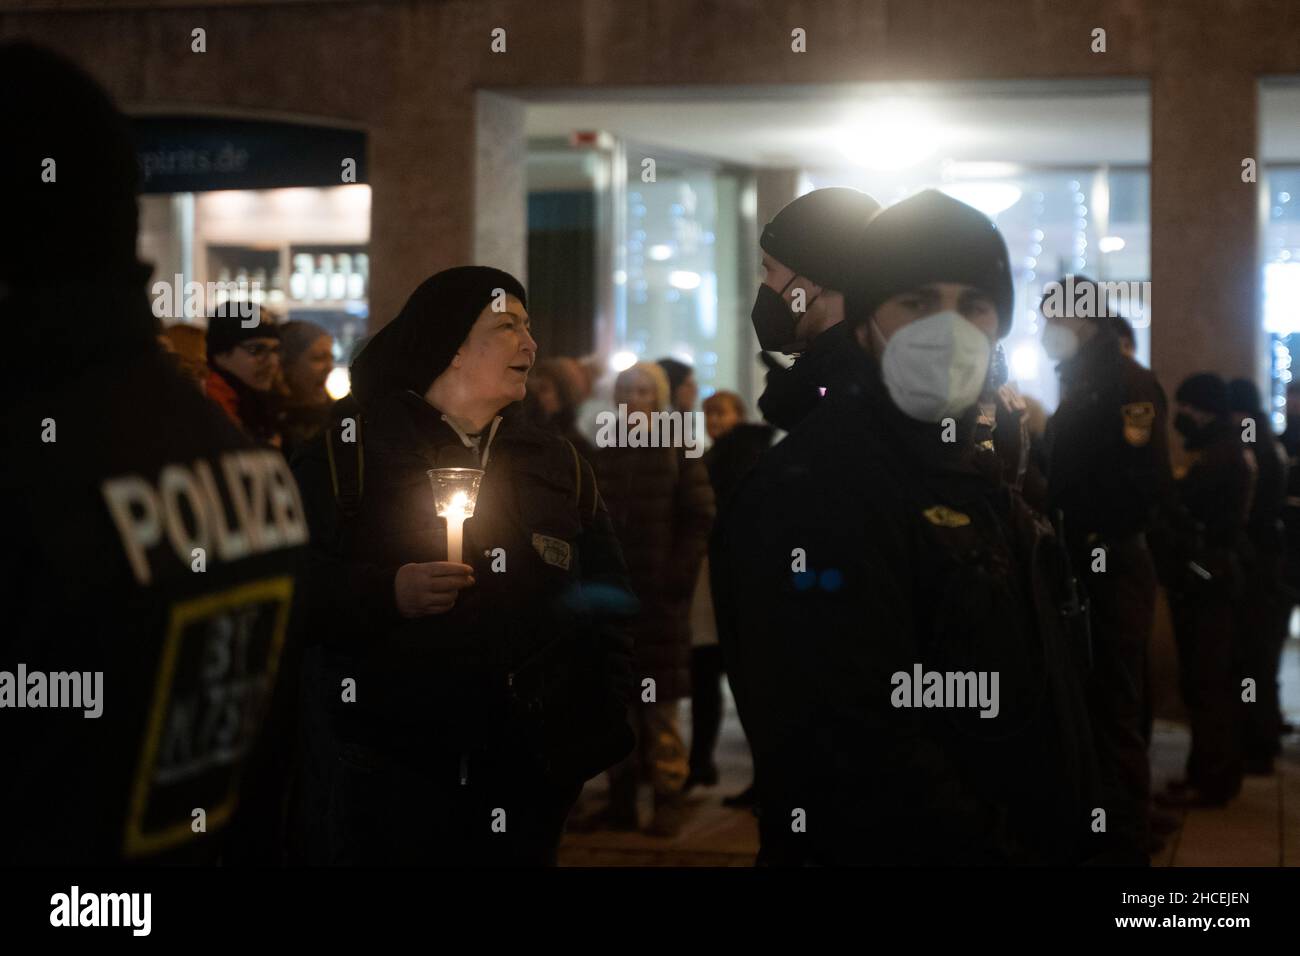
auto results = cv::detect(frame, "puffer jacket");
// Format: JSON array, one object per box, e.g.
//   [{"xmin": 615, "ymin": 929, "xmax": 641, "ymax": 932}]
[{"xmin": 595, "ymin": 442, "xmax": 715, "ymax": 699}]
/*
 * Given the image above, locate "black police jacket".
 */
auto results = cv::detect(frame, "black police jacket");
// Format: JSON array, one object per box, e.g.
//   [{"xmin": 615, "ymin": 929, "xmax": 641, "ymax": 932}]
[
  {"xmin": 1165, "ymin": 420, "xmax": 1256, "ymax": 596},
  {"xmin": 1047, "ymin": 329, "xmax": 1173, "ymax": 561},
  {"xmin": 292, "ymin": 389, "xmax": 637, "ymax": 785},
  {"xmin": 2, "ymin": 286, "xmax": 305, "ymax": 865},
  {"xmin": 717, "ymin": 354, "xmax": 1097, "ymax": 866}
]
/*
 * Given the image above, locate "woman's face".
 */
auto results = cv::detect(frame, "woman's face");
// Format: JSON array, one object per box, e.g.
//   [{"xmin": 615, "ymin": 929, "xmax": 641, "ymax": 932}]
[
  {"xmin": 705, "ymin": 398, "xmax": 742, "ymax": 441},
  {"xmin": 616, "ymin": 369, "xmax": 659, "ymax": 418},
  {"xmin": 453, "ymin": 295, "xmax": 537, "ymax": 407},
  {"xmin": 286, "ymin": 334, "xmax": 335, "ymax": 401}
]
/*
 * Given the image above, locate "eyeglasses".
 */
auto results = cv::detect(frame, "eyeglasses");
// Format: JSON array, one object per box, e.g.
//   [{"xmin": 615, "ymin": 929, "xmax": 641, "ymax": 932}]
[{"xmin": 239, "ymin": 342, "xmax": 281, "ymax": 359}]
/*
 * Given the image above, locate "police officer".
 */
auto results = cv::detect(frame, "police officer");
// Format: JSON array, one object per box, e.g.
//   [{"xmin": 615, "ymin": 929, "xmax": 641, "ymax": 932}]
[
  {"xmin": 1226, "ymin": 378, "xmax": 1289, "ymax": 774},
  {"xmin": 709, "ymin": 187, "xmax": 883, "ymax": 810},
  {"xmin": 1039, "ymin": 275, "xmax": 1172, "ymax": 861},
  {"xmin": 1157, "ymin": 374, "xmax": 1255, "ymax": 808},
  {"xmin": 291, "ymin": 267, "xmax": 637, "ymax": 865},
  {"xmin": 751, "ymin": 187, "xmax": 881, "ymax": 431},
  {"xmin": 1, "ymin": 43, "xmax": 304, "ymax": 864},
  {"xmin": 720, "ymin": 191, "xmax": 1096, "ymax": 865}
]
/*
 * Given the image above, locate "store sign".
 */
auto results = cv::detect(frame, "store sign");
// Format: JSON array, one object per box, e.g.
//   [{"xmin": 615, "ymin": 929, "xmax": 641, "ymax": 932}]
[{"xmin": 132, "ymin": 116, "xmax": 367, "ymax": 194}]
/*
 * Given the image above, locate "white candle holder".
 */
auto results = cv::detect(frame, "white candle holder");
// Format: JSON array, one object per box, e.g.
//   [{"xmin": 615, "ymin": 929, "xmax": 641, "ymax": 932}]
[{"xmin": 427, "ymin": 467, "xmax": 484, "ymax": 564}]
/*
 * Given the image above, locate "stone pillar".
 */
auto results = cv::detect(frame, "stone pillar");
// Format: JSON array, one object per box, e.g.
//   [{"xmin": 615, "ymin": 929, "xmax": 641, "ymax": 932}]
[
  {"xmin": 1149, "ymin": 69, "xmax": 1259, "ymax": 415},
  {"xmin": 756, "ymin": 168, "xmax": 801, "ymax": 232},
  {"xmin": 474, "ymin": 91, "xmax": 528, "ymax": 285},
  {"xmin": 367, "ymin": 101, "xmax": 478, "ymax": 332}
]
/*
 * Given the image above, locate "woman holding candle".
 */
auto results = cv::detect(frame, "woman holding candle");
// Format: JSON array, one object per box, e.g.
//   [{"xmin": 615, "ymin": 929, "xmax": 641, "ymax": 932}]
[{"xmin": 291, "ymin": 266, "xmax": 637, "ymax": 866}]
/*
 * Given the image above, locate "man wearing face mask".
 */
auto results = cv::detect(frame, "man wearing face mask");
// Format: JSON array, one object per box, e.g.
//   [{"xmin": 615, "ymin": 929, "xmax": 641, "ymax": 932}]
[
  {"xmin": 751, "ymin": 187, "xmax": 881, "ymax": 432},
  {"xmin": 1038, "ymin": 276, "xmax": 1173, "ymax": 862},
  {"xmin": 720, "ymin": 190, "xmax": 1096, "ymax": 866},
  {"xmin": 712, "ymin": 186, "xmax": 881, "ymax": 812},
  {"xmin": 1156, "ymin": 374, "xmax": 1254, "ymax": 809}
]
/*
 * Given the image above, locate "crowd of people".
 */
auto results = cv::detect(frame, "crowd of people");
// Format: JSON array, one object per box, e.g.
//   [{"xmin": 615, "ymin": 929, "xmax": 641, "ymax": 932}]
[{"xmin": 5, "ymin": 41, "xmax": 1295, "ymax": 868}]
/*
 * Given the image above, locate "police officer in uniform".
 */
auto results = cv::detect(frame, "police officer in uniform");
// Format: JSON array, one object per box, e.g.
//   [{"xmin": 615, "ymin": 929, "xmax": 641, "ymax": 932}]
[
  {"xmin": 709, "ymin": 187, "xmax": 883, "ymax": 809},
  {"xmin": 751, "ymin": 187, "xmax": 881, "ymax": 431},
  {"xmin": 1039, "ymin": 276, "xmax": 1173, "ymax": 862},
  {"xmin": 1, "ymin": 43, "xmax": 305, "ymax": 864},
  {"xmin": 1158, "ymin": 374, "xmax": 1255, "ymax": 808},
  {"xmin": 720, "ymin": 191, "xmax": 1096, "ymax": 865}
]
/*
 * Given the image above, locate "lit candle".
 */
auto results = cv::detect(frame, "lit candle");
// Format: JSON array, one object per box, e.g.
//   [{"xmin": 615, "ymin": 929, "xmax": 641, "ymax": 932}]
[
  {"xmin": 444, "ymin": 490, "xmax": 468, "ymax": 564},
  {"xmin": 427, "ymin": 468, "xmax": 484, "ymax": 567}
]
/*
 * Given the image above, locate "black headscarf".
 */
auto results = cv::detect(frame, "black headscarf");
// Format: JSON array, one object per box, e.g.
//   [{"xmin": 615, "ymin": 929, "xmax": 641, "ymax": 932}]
[{"xmin": 349, "ymin": 266, "xmax": 526, "ymax": 411}]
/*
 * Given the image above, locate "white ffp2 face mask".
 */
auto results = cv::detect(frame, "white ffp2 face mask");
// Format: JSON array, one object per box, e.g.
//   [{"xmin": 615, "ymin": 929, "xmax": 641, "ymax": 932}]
[
  {"xmin": 1041, "ymin": 322, "xmax": 1079, "ymax": 362},
  {"xmin": 877, "ymin": 310, "xmax": 992, "ymax": 423}
]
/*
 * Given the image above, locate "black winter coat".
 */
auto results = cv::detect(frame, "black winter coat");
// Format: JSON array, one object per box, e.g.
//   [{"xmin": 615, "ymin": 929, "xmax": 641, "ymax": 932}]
[
  {"xmin": 718, "ymin": 355, "xmax": 1097, "ymax": 866},
  {"xmin": 292, "ymin": 390, "xmax": 637, "ymax": 785}
]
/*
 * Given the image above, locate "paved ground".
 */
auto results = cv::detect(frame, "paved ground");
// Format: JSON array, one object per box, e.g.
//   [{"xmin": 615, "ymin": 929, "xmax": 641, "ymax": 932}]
[{"xmin": 559, "ymin": 636, "xmax": 1300, "ymax": 867}]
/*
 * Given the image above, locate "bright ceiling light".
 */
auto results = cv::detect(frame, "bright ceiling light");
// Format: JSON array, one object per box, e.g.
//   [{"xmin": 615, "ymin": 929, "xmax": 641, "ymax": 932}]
[
  {"xmin": 1098, "ymin": 235, "xmax": 1126, "ymax": 253},
  {"xmin": 647, "ymin": 244, "xmax": 673, "ymax": 261},
  {"xmin": 838, "ymin": 101, "xmax": 940, "ymax": 171},
  {"xmin": 943, "ymin": 161, "xmax": 1022, "ymax": 180},
  {"xmin": 939, "ymin": 183, "xmax": 1023, "ymax": 217},
  {"xmin": 668, "ymin": 270, "xmax": 702, "ymax": 290}
]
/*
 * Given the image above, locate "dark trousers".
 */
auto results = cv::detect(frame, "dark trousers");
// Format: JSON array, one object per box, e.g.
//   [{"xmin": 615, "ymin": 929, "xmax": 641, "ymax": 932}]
[
  {"xmin": 689, "ymin": 645, "xmax": 725, "ymax": 775},
  {"xmin": 1237, "ymin": 556, "xmax": 1289, "ymax": 762},
  {"xmin": 326, "ymin": 741, "xmax": 581, "ymax": 866},
  {"xmin": 1171, "ymin": 590, "xmax": 1244, "ymax": 803},
  {"xmin": 1085, "ymin": 539, "xmax": 1156, "ymax": 855}
]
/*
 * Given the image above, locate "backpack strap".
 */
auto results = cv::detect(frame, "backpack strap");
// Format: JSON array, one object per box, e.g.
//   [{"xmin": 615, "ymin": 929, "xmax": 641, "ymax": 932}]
[
  {"xmin": 565, "ymin": 439, "xmax": 599, "ymax": 520},
  {"xmin": 326, "ymin": 413, "xmax": 365, "ymax": 519}
]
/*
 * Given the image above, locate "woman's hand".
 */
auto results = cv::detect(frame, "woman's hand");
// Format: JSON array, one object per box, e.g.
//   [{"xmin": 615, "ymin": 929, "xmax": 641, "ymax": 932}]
[{"xmin": 394, "ymin": 561, "xmax": 476, "ymax": 618}]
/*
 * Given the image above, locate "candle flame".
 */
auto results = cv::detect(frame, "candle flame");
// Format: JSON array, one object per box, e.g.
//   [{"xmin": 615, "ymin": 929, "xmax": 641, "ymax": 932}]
[{"xmin": 443, "ymin": 490, "xmax": 469, "ymax": 517}]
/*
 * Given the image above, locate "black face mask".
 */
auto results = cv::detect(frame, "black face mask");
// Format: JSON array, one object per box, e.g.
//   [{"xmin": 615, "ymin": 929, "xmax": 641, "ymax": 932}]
[
  {"xmin": 1174, "ymin": 412, "xmax": 1210, "ymax": 448},
  {"xmin": 751, "ymin": 276, "xmax": 819, "ymax": 354}
]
